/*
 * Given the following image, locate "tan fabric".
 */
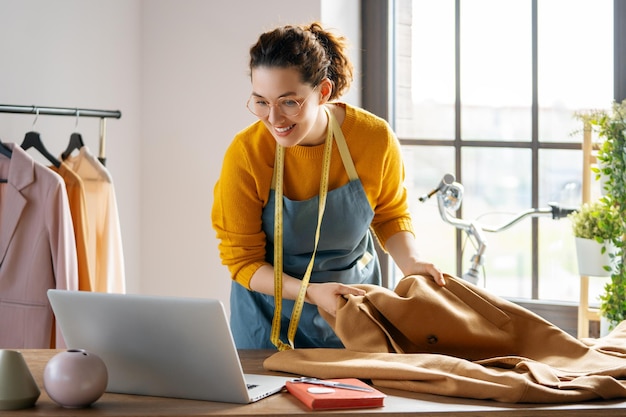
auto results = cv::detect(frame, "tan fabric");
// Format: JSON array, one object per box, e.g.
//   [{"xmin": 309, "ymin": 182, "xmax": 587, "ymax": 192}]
[
  {"xmin": 264, "ymin": 274, "xmax": 626, "ymax": 403},
  {"xmin": 63, "ymin": 147, "xmax": 125, "ymax": 293},
  {"xmin": 49, "ymin": 162, "xmax": 92, "ymax": 292}
]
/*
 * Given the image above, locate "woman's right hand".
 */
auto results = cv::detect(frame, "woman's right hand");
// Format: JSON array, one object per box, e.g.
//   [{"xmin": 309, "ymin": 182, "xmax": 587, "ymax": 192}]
[{"xmin": 306, "ymin": 282, "xmax": 366, "ymax": 317}]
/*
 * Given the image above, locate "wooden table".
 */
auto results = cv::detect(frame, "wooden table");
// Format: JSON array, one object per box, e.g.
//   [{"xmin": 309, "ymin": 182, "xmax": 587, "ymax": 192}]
[{"xmin": 6, "ymin": 349, "xmax": 626, "ymax": 416}]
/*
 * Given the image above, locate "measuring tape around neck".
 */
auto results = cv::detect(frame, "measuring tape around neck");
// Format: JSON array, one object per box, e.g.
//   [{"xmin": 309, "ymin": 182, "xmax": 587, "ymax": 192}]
[{"xmin": 270, "ymin": 107, "xmax": 335, "ymax": 350}]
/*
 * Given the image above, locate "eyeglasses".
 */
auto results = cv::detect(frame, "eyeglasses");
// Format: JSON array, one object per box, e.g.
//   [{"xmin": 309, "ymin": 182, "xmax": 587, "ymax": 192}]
[{"xmin": 246, "ymin": 87, "xmax": 317, "ymax": 118}]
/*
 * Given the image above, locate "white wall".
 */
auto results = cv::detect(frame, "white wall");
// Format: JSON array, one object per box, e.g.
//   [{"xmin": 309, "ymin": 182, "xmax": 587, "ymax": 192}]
[
  {"xmin": 322, "ymin": 0, "xmax": 361, "ymax": 106},
  {"xmin": 140, "ymin": 0, "xmax": 327, "ymax": 312},
  {"xmin": 0, "ymin": 0, "xmax": 359, "ymax": 314}
]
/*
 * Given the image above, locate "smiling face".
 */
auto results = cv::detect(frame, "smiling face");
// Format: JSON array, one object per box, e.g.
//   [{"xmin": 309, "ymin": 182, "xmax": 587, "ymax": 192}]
[{"xmin": 249, "ymin": 66, "xmax": 332, "ymax": 147}]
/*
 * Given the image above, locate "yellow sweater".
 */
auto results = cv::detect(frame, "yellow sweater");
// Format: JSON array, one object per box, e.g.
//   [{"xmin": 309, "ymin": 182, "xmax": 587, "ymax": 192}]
[{"xmin": 212, "ymin": 103, "xmax": 414, "ymax": 288}]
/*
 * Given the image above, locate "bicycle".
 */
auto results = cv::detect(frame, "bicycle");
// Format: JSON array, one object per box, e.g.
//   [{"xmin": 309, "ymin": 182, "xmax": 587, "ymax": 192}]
[{"xmin": 418, "ymin": 174, "xmax": 577, "ymax": 285}]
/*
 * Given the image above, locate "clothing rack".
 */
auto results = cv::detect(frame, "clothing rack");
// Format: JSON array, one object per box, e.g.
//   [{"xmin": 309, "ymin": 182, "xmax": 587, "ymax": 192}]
[{"xmin": 0, "ymin": 104, "xmax": 122, "ymax": 165}]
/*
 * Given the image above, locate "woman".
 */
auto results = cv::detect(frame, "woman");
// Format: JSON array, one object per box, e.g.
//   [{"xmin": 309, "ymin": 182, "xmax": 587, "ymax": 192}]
[{"xmin": 212, "ymin": 22, "xmax": 445, "ymax": 350}]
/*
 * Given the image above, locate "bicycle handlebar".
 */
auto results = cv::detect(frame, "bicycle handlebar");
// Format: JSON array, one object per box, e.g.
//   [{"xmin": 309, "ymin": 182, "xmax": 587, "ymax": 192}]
[
  {"xmin": 480, "ymin": 203, "xmax": 576, "ymax": 233},
  {"xmin": 419, "ymin": 174, "xmax": 577, "ymax": 285}
]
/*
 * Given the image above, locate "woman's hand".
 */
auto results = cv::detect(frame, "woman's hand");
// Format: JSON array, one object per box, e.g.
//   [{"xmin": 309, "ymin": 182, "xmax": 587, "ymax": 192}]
[
  {"xmin": 385, "ymin": 231, "xmax": 446, "ymax": 287},
  {"xmin": 411, "ymin": 260, "xmax": 446, "ymax": 286},
  {"xmin": 249, "ymin": 266, "xmax": 366, "ymax": 317},
  {"xmin": 306, "ymin": 282, "xmax": 366, "ymax": 317}
]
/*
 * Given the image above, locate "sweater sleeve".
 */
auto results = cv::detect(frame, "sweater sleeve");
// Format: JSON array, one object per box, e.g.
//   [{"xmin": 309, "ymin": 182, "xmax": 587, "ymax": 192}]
[
  {"xmin": 342, "ymin": 106, "xmax": 415, "ymax": 250},
  {"xmin": 212, "ymin": 124, "xmax": 274, "ymax": 289},
  {"xmin": 369, "ymin": 127, "xmax": 415, "ymax": 247}
]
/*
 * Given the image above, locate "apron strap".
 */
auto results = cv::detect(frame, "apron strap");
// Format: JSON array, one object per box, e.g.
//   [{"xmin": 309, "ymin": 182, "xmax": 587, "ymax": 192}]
[
  {"xmin": 329, "ymin": 109, "xmax": 358, "ymax": 181},
  {"xmin": 271, "ymin": 107, "xmax": 335, "ymax": 350}
]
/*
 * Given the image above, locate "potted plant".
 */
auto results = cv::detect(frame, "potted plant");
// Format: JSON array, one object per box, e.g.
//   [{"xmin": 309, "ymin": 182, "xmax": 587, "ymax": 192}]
[
  {"xmin": 568, "ymin": 199, "xmax": 617, "ymax": 277},
  {"xmin": 582, "ymin": 99, "xmax": 626, "ymax": 331}
]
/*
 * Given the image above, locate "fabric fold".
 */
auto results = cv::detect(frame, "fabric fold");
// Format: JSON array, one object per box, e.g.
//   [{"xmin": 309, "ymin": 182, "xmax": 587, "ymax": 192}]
[{"xmin": 264, "ymin": 274, "xmax": 626, "ymax": 403}]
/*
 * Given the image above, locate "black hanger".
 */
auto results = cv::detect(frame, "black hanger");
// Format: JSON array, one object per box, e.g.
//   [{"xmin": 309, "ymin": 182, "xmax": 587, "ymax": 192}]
[
  {"xmin": 0, "ymin": 139, "xmax": 12, "ymax": 159},
  {"xmin": 61, "ymin": 132, "xmax": 84, "ymax": 160},
  {"xmin": 21, "ymin": 131, "xmax": 61, "ymax": 168},
  {"xmin": 0, "ymin": 139, "xmax": 10, "ymax": 183}
]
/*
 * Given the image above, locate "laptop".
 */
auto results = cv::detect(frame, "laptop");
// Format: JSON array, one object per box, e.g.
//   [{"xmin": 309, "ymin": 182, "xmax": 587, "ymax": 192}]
[{"xmin": 47, "ymin": 289, "xmax": 290, "ymax": 403}]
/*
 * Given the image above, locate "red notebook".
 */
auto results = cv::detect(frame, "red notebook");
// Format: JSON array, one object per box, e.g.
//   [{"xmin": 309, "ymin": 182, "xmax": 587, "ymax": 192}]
[{"xmin": 285, "ymin": 378, "xmax": 386, "ymax": 410}]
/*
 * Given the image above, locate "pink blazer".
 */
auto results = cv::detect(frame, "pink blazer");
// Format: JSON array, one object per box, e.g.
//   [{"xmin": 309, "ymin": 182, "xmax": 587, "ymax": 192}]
[{"xmin": 0, "ymin": 144, "xmax": 78, "ymax": 348}]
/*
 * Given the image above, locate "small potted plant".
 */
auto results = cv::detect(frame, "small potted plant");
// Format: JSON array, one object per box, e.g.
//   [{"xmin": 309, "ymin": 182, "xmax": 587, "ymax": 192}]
[
  {"xmin": 568, "ymin": 198, "xmax": 618, "ymax": 277},
  {"xmin": 582, "ymin": 99, "xmax": 626, "ymax": 331}
]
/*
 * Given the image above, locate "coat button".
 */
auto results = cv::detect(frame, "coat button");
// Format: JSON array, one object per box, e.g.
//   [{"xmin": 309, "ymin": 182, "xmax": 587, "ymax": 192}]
[{"xmin": 427, "ymin": 335, "xmax": 438, "ymax": 344}]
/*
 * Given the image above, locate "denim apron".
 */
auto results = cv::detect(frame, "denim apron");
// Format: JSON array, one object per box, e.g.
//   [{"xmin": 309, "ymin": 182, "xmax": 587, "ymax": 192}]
[{"xmin": 230, "ymin": 108, "xmax": 380, "ymax": 349}]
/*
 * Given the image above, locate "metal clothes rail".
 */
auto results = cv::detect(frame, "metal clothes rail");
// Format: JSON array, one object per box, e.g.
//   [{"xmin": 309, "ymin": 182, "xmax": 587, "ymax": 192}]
[{"xmin": 0, "ymin": 104, "xmax": 122, "ymax": 165}]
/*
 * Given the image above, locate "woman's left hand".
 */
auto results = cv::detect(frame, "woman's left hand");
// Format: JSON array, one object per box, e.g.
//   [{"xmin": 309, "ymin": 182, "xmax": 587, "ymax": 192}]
[
  {"xmin": 412, "ymin": 261, "xmax": 446, "ymax": 287},
  {"xmin": 385, "ymin": 231, "xmax": 447, "ymax": 287}
]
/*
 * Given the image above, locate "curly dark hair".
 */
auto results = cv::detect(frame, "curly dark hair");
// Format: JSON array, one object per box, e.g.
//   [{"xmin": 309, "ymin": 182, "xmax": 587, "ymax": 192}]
[{"xmin": 249, "ymin": 22, "xmax": 353, "ymax": 101}]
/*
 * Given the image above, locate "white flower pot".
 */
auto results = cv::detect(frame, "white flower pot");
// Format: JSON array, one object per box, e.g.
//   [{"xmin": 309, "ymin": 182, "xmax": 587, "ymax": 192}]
[
  {"xmin": 575, "ymin": 237, "xmax": 613, "ymax": 277},
  {"xmin": 600, "ymin": 315, "xmax": 618, "ymax": 337}
]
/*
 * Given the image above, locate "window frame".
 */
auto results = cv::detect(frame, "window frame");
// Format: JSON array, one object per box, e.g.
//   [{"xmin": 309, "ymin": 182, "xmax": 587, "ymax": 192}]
[{"xmin": 360, "ymin": 0, "xmax": 626, "ymax": 332}]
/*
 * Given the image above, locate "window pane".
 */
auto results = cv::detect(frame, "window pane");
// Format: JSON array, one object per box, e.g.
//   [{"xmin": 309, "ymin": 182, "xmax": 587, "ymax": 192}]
[
  {"xmin": 537, "ymin": 149, "xmax": 605, "ymax": 303},
  {"xmin": 538, "ymin": 149, "xmax": 582, "ymax": 208},
  {"xmin": 460, "ymin": 0, "xmax": 532, "ymax": 141},
  {"xmin": 462, "ymin": 148, "xmax": 532, "ymax": 298},
  {"xmin": 392, "ymin": 0, "xmax": 614, "ymax": 303},
  {"xmin": 538, "ymin": 0, "xmax": 614, "ymax": 142},
  {"xmin": 395, "ymin": 0, "xmax": 455, "ymax": 139},
  {"xmin": 402, "ymin": 146, "xmax": 456, "ymax": 287}
]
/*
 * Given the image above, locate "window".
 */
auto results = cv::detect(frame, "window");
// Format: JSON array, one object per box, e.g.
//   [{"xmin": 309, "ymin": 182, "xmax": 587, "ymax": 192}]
[{"xmin": 363, "ymin": 0, "xmax": 620, "ymax": 304}]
